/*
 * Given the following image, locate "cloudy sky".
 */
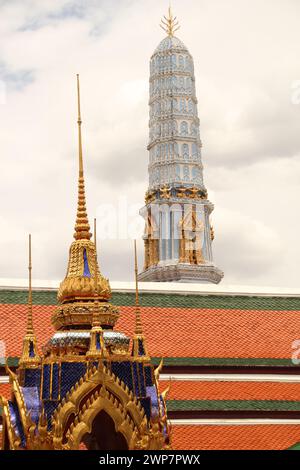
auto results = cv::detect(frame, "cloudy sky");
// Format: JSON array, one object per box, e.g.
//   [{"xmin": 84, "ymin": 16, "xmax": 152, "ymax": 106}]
[{"xmin": 0, "ymin": 0, "xmax": 300, "ymax": 287}]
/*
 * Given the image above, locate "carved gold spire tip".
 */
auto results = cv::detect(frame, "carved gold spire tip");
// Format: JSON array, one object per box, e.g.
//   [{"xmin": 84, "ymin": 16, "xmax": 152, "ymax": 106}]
[
  {"xmin": 160, "ymin": 6, "xmax": 180, "ymax": 37},
  {"xmin": 74, "ymin": 74, "xmax": 91, "ymax": 241}
]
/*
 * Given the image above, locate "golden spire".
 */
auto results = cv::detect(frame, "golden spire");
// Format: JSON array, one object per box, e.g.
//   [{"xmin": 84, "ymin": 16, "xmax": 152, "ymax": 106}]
[
  {"xmin": 19, "ymin": 234, "xmax": 40, "ymax": 368},
  {"xmin": 132, "ymin": 240, "xmax": 149, "ymax": 360},
  {"xmin": 134, "ymin": 239, "xmax": 143, "ymax": 336},
  {"xmin": 27, "ymin": 233, "xmax": 34, "ymax": 335},
  {"xmin": 54, "ymin": 77, "xmax": 117, "ymax": 331},
  {"xmin": 93, "ymin": 218, "xmax": 100, "ymax": 304},
  {"xmin": 160, "ymin": 6, "xmax": 180, "ymax": 37},
  {"xmin": 74, "ymin": 74, "xmax": 91, "ymax": 241},
  {"xmin": 95, "ymin": 215, "xmax": 101, "ymax": 272}
]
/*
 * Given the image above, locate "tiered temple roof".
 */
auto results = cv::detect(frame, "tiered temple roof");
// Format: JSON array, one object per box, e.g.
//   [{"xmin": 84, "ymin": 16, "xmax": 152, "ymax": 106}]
[{"xmin": 1, "ymin": 283, "xmax": 300, "ymax": 450}]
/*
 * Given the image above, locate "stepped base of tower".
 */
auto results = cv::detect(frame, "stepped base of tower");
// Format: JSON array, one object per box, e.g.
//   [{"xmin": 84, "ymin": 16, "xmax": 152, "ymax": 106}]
[{"xmin": 138, "ymin": 263, "xmax": 224, "ymax": 284}]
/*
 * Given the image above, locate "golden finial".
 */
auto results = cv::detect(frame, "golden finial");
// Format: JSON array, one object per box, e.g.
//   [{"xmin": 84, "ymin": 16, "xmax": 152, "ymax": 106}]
[
  {"xmin": 134, "ymin": 239, "xmax": 143, "ymax": 335},
  {"xmin": 131, "ymin": 240, "xmax": 149, "ymax": 360},
  {"xmin": 93, "ymin": 218, "xmax": 101, "ymax": 271},
  {"xmin": 27, "ymin": 233, "xmax": 34, "ymax": 335},
  {"xmin": 19, "ymin": 234, "xmax": 40, "ymax": 367},
  {"xmin": 93, "ymin": 217, "xmax": 99, "ymax": 296},
  {"xmin": 74, "ymin": 74, "xmax": 91, "ymax": 241},
  {"xmin": 94, "ymin": 217, "xmax": 97, "ymax": 252},
  {"xmin": 160, "ymin": 6, "xmax": 180, "ymax": 37}
]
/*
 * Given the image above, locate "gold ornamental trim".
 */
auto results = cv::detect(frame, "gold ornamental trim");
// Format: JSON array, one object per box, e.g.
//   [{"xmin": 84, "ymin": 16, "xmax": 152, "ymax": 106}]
[{"xmin": 52, "ymin": 301, "xmax": 119, "ymax": 330}]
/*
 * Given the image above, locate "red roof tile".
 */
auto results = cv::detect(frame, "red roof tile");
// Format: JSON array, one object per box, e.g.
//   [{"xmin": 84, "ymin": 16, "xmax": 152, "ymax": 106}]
[
  {"xmin": 171, "ymin": 425, "xmax": 300, "ymax": 450},
  {"xmin": 1, "ymin": 426, "xmax": 296, "ymax": 450},
  {"xmin": 166, "ymin": 381, "xmax": 300, "ymax": 401},
  {"xmin": 0, "ymin": 421, "xmax": 299, "ymax": 450},
  {"xmin": 0, "ymin": 383, "xmax": 11, "ymax": 400},
  {"xmin": 122, "ymin": 306, "xmax": 300, "ymax": 359},
  {"xmin": 0, "ymin": 303, "xmax": 300, "ymax": 359},
  {"xmin": 0, "ymin": 304, "xmax": 55, "ymax": 357}
]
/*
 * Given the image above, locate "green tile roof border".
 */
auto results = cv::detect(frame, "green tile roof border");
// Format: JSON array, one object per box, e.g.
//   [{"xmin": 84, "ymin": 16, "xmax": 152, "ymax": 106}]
[
  {"xmin": 1, "ymin": 289, "xmax": 300, "ymax": 310},
  {"xmin": 151, "ymin": 357, "xmax": 299, "ymax": 367},
  {"xmin": 167, "ymin": 400, "xmax": 300, "ymax": 412},
  {"xmin": 1, "ymin": 356, "xmax": 299, "ymax": 368},
  {"xmin": 288, "ymin": 442, "xmax": 300, "ymax": 450}
]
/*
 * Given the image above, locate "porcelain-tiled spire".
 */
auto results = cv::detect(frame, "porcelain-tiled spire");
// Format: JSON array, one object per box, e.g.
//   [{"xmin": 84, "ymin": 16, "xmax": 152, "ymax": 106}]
[{"xmin": 138, "ymin": 10, "xmax": 224, "ymax": 284}]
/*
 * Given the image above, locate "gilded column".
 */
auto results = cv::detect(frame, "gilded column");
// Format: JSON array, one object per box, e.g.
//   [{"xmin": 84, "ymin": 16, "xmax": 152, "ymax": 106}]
[{"xmin": 143, "ymin": 238, "xmax": 150, "ymax": 270}]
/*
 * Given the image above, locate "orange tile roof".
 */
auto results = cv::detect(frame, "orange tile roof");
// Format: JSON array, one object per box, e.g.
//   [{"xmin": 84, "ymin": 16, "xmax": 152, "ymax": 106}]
[
  {"xmin": 0, "ymin": 383, "xmax": 11, "ymax": 400},
  {"xmin": 123, "ymin": 306, "xmax": 300, "ymax": 359},
  {"xmin": 0, "ymin": 304, "xmax": 55, "ymax": 357},
  {"xmin": 0, "ymin": 303, "xmax": 300, "ymax": 359},
  {"xmin": 171, "ymin": 425, "xmax": 300, "ymax": 450},
  {"xmin": 0, "ymin": 425, "xmax": 299, "ymax": 450},
  {"xmin": 166, "ymin": 381, "xmax": 300, "ymax": 401}
]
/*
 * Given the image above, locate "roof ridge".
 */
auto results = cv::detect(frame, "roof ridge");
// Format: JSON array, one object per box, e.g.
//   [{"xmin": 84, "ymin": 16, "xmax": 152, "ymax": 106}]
[{"xmin": 0, "ymin": 279, "xmax": 300, "ymax": 297}]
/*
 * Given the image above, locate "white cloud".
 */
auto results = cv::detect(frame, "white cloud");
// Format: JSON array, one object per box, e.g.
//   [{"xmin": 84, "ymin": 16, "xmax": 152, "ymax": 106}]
[{"xmin": 213, "ymin": 207, "xmax": 282, "ymax": 283}]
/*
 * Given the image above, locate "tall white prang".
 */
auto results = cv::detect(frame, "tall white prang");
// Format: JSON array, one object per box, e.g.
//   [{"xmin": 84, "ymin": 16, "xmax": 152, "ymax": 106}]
[{"xmin": 138, "ymin": 10, "xmax": 223, "ymax": 283}]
